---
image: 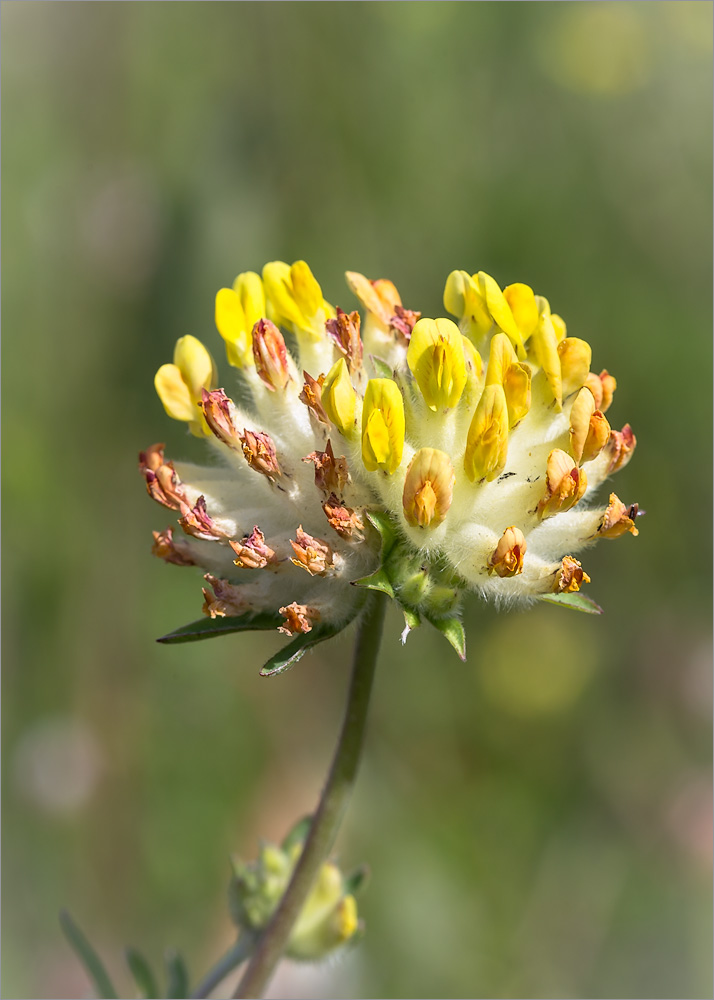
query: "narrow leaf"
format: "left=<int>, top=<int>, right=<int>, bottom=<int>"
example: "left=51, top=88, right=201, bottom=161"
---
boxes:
left=343, top=864, right=370, bottom=896
left=400, top=607, right=421, bottom=644
left=59, top=910, right=118, bottom=1000
left=540, top=591, right=603, bottom=615
left=364, top=509, right=398, bottom=559
left=352, top=567, right=395, bottom=598
left=281, top=815, right=312, bottom=851
left=125, top=947, right=160, bottom=1000
left=157, top=611, right=282, bottom=644
left=259, top=623, right=344, bottom=677
left=369, top=355, right=393, bottom=379
left=424, top=614, right=466, bottom=660
left=165, top=949, right=189, bottom=999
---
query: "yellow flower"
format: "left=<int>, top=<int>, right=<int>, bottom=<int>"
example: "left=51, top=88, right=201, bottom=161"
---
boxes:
left=154, top=335, right=216, bottom=436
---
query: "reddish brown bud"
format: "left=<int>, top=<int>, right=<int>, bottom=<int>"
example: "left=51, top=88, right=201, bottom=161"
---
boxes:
left=322, top=493, right=364, bottom=539
left=553, top=556, right=590, bottom=593
left=303, top=440, right=350, bottom=494
left=229, top=526, right=277, bottom=569
left=201, top=574, right=248, bottom=618
left=240, top=428, right=281, bottom=478
left=151, top=527, right=196, bottom=566
left=201, top=388, right=241, bottom=449
left=598, top=493, right=639, bottom=539
left=388, top=305, right=421, bottom=343
left=278, top=602, right=321, bottom=636
left=605, top=424, right=637, bottom=474
left=178, top=495, right=227, bottom=541
left=487, top=526, right=526, bottom=577
left=298, top=372, right=329, bottom=424
left=252, top=318, right=290, bottom=391
left=326, top=308, right=363, bottom=374
left=290, top=526, right=334, bottom=576
left=139, top=443, right=190, bottom=510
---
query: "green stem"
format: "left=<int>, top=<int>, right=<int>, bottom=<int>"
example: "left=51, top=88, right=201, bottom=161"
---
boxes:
left=233, top=591, right=387, bottom=999
left=191, top=935, right=256, bottom=998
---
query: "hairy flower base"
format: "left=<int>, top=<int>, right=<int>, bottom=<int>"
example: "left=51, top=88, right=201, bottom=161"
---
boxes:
left=142, top=260, right=640, bottom=666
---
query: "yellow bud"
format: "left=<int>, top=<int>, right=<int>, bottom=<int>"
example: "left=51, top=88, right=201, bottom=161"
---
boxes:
left=503, top=362, right=532, bottom=427
left=322, top=358, right=357, bottom=437
left=503, top=283, right=539, bottom=341
left=233, top=271, right=266, bottom=331
left=443, top=270, right=491, bottom=339
left=558, top=337, right=592, bottom=398
left=582, top=410, right=611, bottom=463
left=290, top=260, right=323, bottom=320
left=407, top=318, right=467, bottom=410
left=262, top=260, right=328, bottom=339
left=485, top=332, right=517, bottom=387
left=155, top=336, right=216, bottom=436
left=333, top=894, right=359, bottom=942
left=464, top=384, right=509, bottom=482
left=262, top=260, right=303, bottom=329
left=529, top=298, right=562, bottom=408
left=402, top=448, right=455, bottom=528
left=569, top=387, right=596, bottom=463
left=361, top=378, right=405, bottom=474
left=215, top=287, right=252, bottom=368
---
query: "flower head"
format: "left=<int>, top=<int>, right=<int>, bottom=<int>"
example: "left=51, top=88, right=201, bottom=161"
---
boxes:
left=142, top=261, right=640, bottom=668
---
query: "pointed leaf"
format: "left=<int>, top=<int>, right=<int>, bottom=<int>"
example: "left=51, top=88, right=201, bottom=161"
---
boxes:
left=364, top=509, right=398, bottom=559
left=424, top=613, right=466, bottom=660
left=165, top=949, right=189, bottom=999
left=125, top=947, right=159, bottom=1000
left=369, top=355, right=394, bottom=379
left=157, top=611, right=283, bottom=644
left=259, top=622, right=345, bottom=677
left=400, top=607, right=421, bottom=644
left=540, top=591, right=603, bottom=615
left=59, top=910, right=119, bottom=1000
left=281, top=815, right=312, bottom=851
left=343, top=864, right=370, bottom=896
left=352, top=567, right=395, bottom=598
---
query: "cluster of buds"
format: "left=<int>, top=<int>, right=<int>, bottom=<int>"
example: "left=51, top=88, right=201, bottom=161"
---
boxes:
left=141, top=259, right=640, bottom=664
left=229, top=823, right=364, bottom=962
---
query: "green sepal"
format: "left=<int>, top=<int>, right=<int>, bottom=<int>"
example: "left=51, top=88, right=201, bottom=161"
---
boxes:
left=343, top=864, right=370, bottom=896
left=157, top=611, right=283, bottom=644
left=59, top=910, right=119, bottom=1000
left=401, top=607, right=421, bottom=640
left=125, top=947, right=160, bottom=1000
left=260, top=622, right=345, bottom=677
left=352, top=567, right=395, bottom=598
left=364, top=509, right=398, bottom=560
left=540, top=591, right=603, bottom=615
left=423, top=613, right=466, bottom=661
left=281, top=815, right=312, bottom=851
left=164, top=949, right=189, bottom=999
left=369, top=355, right=393, bottom=379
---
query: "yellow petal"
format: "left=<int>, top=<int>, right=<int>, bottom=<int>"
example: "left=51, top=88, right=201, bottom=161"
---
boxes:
left=407, top=317, right=467, bottom=410
left=558, top=337, right=592, bottom=398
left=464, top=383, right=509, bottom=482
left=529, top=299, right=562, bottom=408
left=233, top=271, right=266, bottom=331
left=444, top=270, right=491, bottom=340
left=290, top=260, right=323, bottom=320
left=503, top=362, right=532, bottom=427
left=361, top=378, right=405, bottom=473
left=476, top=271, right=525, bottom=357
left=173, top=335, right=216, bottom=400
left=569, top=386, right=596, bottom=463
left=485, top=332, right=517, bottom=387
left=322, top=358, right=357, bottom=437
left=154, top=363, right=195, bottom=423
left=503, top=283, right=539, bottom=341
left=215, top=288, right=252, bottom=368
left=551, top=313, right=567, bottom=342
left=262, top=260, right=304, bottom=329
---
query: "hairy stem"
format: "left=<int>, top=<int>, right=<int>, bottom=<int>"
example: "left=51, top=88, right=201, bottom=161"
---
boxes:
left=233, top=591, right=387, bottom=999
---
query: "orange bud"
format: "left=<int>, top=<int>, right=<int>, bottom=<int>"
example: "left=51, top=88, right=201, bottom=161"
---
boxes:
left=139, top=443, right=190, bottom=510
left=298, top=372, right=329, bottom=425
left=402, top=448, right=455, bottom=528
left=290, top=527, right=334, bottom=576
left=582, top=410, right=611, bottom=463
left=201, top=389, right=241, bottom=450
left=252, top=318, right=290, bottom=391
left=598, top=493, right=639, bottom=539
left=240, top=429, right=281, bottom=478
left=584, top=372, right=604, bottom=410
left=605, top=424, right=637, bottom=474
left=229, top=526, right=278, bottom=568
left=487, top=526, right=526, bottom=577
left=201, top=574, right=248, bottom=618
left=538, top=449, right=588, bottom=519
left=178, top=495, right=228, bottom=541
left=303, top=440, right=350, bottom=495
left=322, top=493, right=364, bottom=539
left=599, top=369, right=617, bottom=412
left=553, top=556, right=590, bottom=593
left=151, top=527, right=196, bottom=566
left=278, top=602, right=321, bottom=636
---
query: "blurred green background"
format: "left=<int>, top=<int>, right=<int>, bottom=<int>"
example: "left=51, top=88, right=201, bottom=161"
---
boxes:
left=2, top=2, right=712, bottom=998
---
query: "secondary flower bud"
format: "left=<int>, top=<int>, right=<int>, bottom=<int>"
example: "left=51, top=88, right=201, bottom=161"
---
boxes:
left=322, top=358, right=357, bottom=437
left=230, top=527, right=277, bottom=568
left=361, top=378, right=405, bottom=473
left=278, top=603, right=321, bottom=635
left=598, top=493, right=640, bottom=539
left=154, top=336, right=217, bottom=436
left=252, top=318, right=291, bottom=391
left=487, top=526, right=526, bottom=577
left=553, top=556, right=590, bottom=593
left=538, top=449, right=587, bottom=519
left=464, top=384, right=509, bottom=482
left=240, top=429, right=281, bottom=478
left=402, top=448, right=454, bottom=528
left=290, top=527, right=334, bottom=576
left=303, top=440, right=350, bottom=495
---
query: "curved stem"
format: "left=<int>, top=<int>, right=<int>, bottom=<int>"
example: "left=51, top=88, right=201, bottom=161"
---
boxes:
left=191, top=935, right=256, bottom=999
left=233, top=591, right=387, bottom=999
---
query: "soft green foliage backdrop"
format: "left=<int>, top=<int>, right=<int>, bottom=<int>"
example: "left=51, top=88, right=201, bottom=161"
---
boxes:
left=3, top=3, right=712, bottom=998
